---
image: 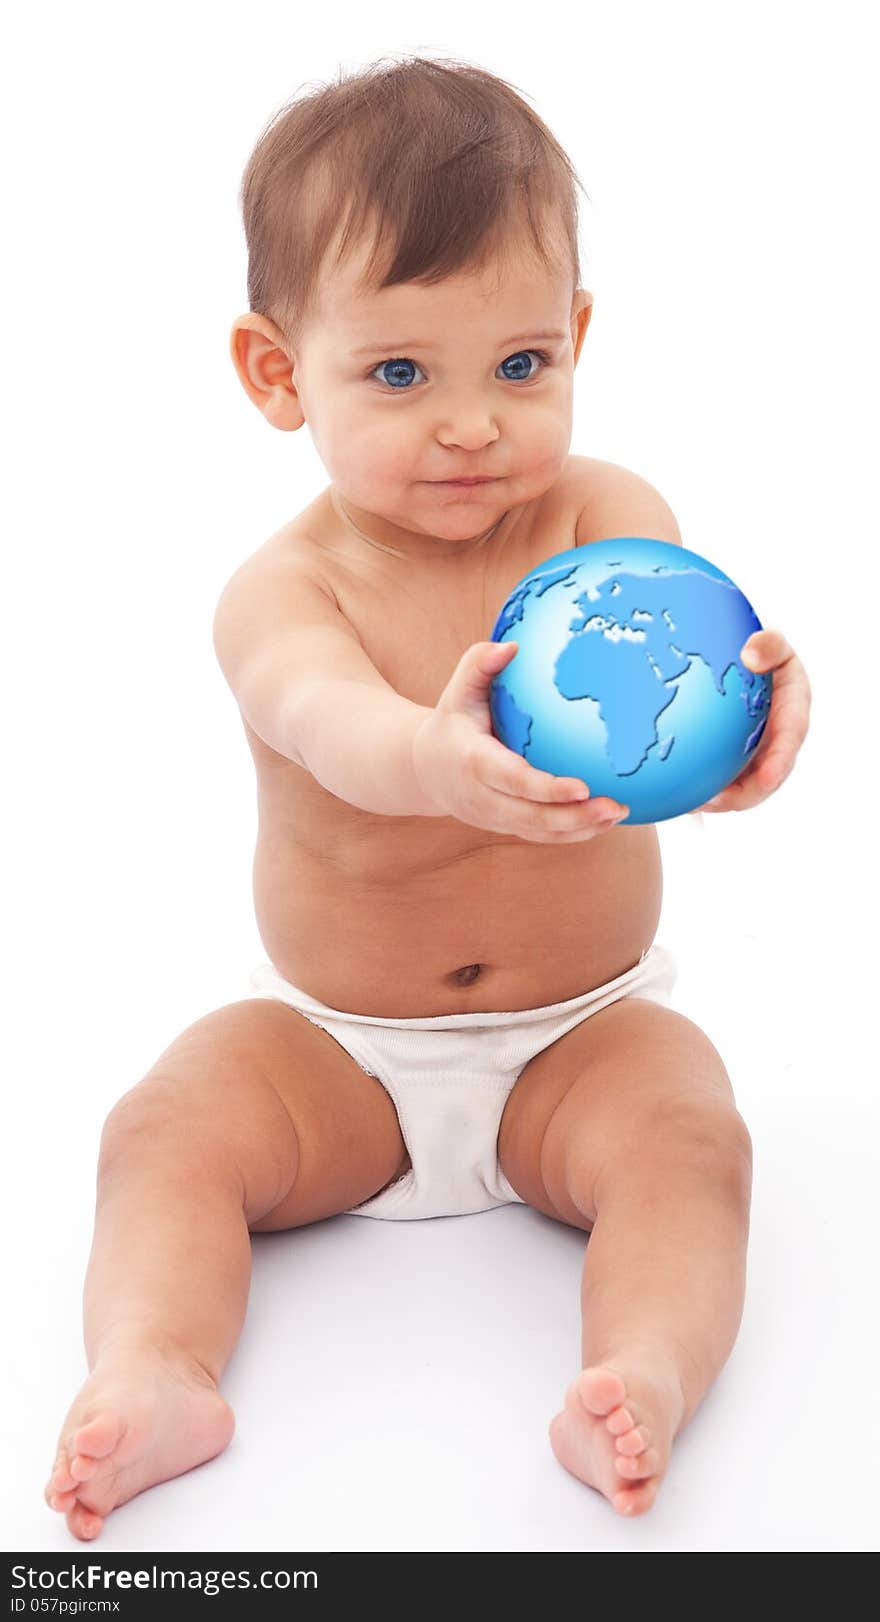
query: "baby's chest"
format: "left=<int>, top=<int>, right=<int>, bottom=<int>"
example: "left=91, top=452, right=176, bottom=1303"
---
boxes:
left=333, top=567, right=524, bottom=708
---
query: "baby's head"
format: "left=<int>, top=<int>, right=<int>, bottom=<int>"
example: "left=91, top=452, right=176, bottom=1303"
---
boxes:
left=230, top=55, right=593, bottom=550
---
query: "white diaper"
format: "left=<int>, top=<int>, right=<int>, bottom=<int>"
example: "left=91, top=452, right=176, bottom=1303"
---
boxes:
left=247, top=944, right=678, bottom=1221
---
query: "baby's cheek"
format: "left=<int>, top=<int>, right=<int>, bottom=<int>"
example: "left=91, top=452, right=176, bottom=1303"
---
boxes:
left=526, top=415, right=571, bottom=477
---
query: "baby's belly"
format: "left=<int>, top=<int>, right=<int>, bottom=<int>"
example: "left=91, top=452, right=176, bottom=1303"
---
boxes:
left=252, top=820, right=663, bottom=1017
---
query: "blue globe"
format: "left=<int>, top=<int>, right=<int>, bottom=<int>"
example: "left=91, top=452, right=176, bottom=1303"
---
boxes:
left=488, top=536, right=772, bottom=825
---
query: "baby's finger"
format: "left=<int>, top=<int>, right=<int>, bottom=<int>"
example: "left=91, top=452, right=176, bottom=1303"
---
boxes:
left=702, top=762, right=771, bottom=814
left=478, top=736, right=592, bottom=803
left=479, top=782, right=628, bottom=840
left=741, top=628, right=793, bottom=672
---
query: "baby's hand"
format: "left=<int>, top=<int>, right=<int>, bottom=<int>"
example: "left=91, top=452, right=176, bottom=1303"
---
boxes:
left=697, top=628, right=812, bottom=813
left=412, top=641, right=628, bottom=842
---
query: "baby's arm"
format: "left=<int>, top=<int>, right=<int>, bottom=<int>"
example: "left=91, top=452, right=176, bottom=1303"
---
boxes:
left=213, top=553, right=436, bottom=815
left=212, top=552, right=623, bottom=840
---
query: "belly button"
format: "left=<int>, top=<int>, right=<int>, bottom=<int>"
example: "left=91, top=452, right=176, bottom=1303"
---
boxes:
left=449, top=963, right=482, bottom=987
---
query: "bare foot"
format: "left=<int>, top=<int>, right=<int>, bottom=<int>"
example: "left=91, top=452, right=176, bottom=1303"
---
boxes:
left=45, top=1341, right=235, bottom=1540
left=548, top=1361, right=686, bottom=1517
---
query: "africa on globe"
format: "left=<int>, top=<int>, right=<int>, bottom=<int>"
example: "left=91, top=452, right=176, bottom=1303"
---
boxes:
left=488, top=537, right=772, bottom=825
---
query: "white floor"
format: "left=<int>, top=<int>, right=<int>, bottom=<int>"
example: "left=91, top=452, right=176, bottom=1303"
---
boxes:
left=5, top=796, right=879, bottom=1555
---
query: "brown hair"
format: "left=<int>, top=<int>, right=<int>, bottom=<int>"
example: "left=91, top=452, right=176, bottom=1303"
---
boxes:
left=237, top=53, right=588, bottom=351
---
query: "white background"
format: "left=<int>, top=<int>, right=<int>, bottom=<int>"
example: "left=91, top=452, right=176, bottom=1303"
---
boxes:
left=3, top=0, right=877, bottom=1554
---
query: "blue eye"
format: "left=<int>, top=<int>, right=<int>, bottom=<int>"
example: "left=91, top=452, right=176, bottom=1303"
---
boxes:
left=371, top=357, right=425, bottom=389
left=498, top=350, right=547, bottom=381
left=368, top=349, right=551, bottom=391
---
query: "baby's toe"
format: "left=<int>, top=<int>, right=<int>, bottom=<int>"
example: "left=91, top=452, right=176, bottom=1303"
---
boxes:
left=574, top=1369, right=628, bottom=1417
left=613, top=1478, right=660, bottom=1517
left=66, top=1501, right=103, bottom=1541
left=70, top=1454, right=99, bottom=1483
left=614, top=1446, right=660, bottom=1480
left=71, top=1411, right=125, bottom=1461
left=615, top=1424, right=649, bottom=1457
left=47, top=1450, right=77, bottom=1495
left=605, top=1405, right=635, bottom=1436
left=46, top=1487, right=77, bottom=1513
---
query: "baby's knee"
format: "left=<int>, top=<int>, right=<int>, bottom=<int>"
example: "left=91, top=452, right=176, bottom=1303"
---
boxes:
left=648, top=1093, right=753, bottom=1195
left=96, top=1016, right=300, bottom=1209
left=96, top=1074, right=234, bottom=1185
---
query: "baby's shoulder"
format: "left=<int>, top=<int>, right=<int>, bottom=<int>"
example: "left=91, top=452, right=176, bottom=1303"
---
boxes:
left=219, top=502, right=336, bottom=597
left=556, top=456, right=682, bottom=548
left=212, top=509, right=341, bottom=676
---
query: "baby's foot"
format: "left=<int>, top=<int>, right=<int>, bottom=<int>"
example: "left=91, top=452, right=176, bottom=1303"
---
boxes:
left=548, top=1360, right=686, bottom=1517
left=45, top=1340, right=235, bottom=1540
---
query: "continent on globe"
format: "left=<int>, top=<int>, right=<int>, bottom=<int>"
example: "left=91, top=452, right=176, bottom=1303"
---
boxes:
left=489, top=538, right=772, bottom=826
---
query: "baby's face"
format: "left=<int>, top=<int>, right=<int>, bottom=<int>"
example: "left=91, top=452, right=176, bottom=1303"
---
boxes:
left=291, top=231, right=592, bottom=547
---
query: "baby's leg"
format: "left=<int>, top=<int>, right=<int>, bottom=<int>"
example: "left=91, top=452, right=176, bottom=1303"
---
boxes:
left=46, top=999, right=409, bottom=1540
left=498, top=996, right=751, bottom=1516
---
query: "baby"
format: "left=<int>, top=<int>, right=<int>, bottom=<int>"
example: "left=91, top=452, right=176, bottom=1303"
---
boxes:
left=45, top=56, right=810, bottom=1540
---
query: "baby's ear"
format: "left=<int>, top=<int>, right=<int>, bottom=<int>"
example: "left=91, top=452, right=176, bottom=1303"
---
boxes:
left=571, top=290, right=593, bottom=364
left=228, top=314, right=304, bottom=432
